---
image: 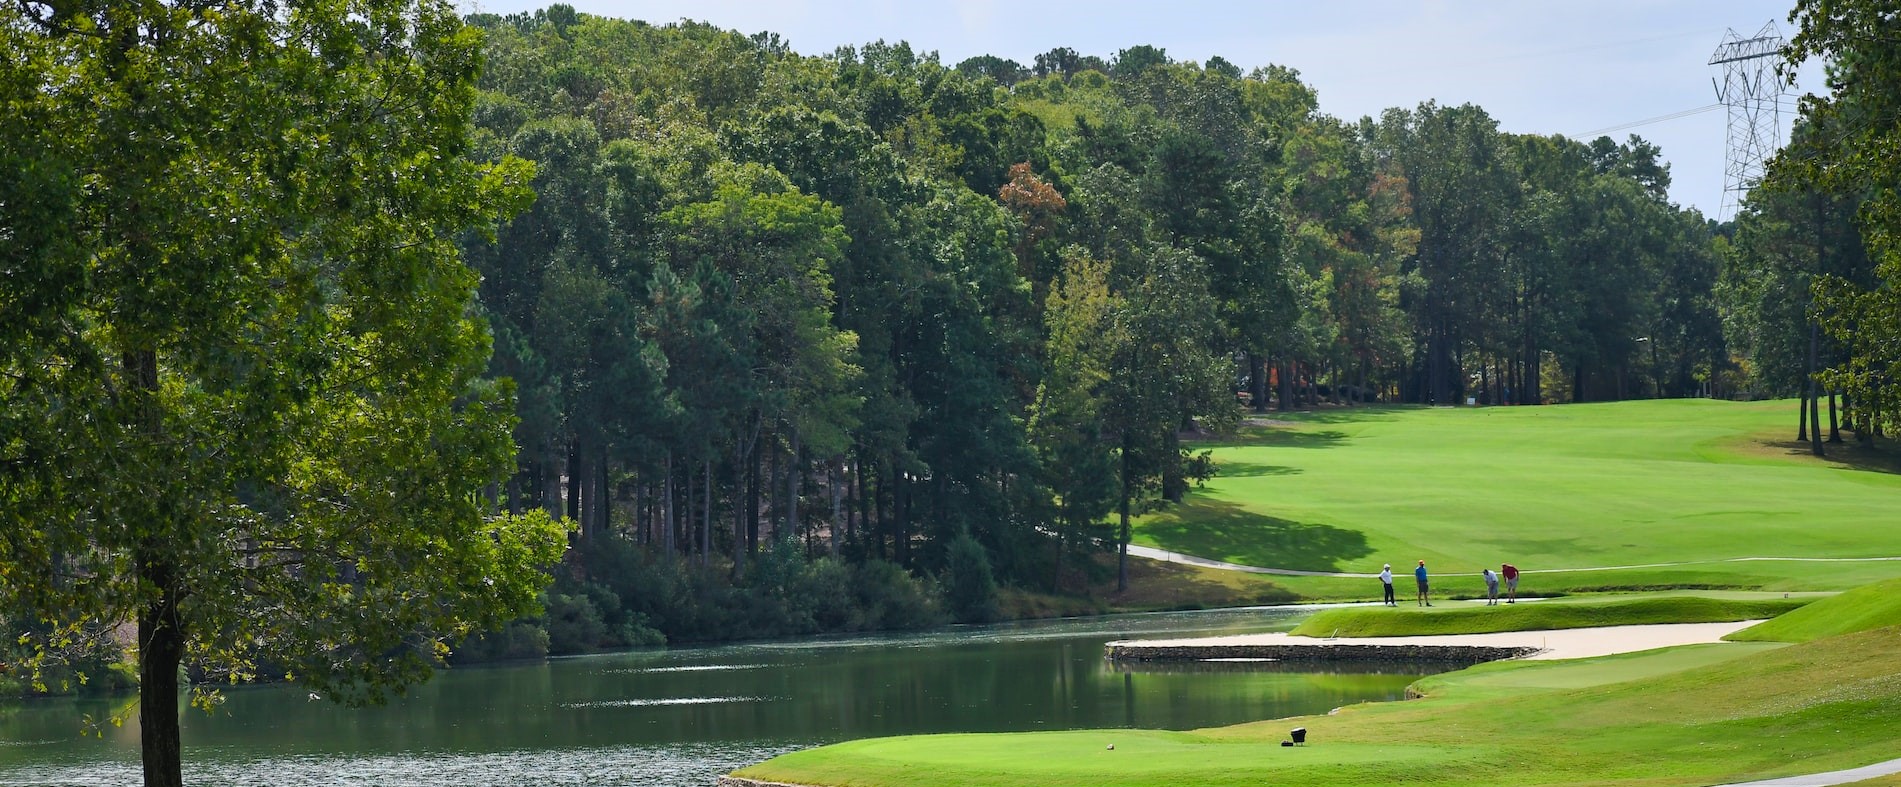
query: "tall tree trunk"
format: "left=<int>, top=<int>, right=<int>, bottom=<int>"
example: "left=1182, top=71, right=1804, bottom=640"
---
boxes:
left=1828, top=392, right=1842, bottom=443
left=684, top=456, right=695, bottom=557
left=1798, top=389, right=1811, bottom=442
left=702, top=460, right=713, bottom=566
left=873, top=458, right=887, bottom=561
left=126, top=348, right=185, bottom=787
left=1277, top=358, right=1292, bottom=412
left=597, top=446, right=610, bottom=539
left=747, top=449, right=761, bottom=554
left=1525, top=348, right=1541, bottom=406
left=851, top=456, right=866, bottom=554
left=828, top=459, right=843, bottom=557
left=1116, top=432, right=1132, bottom=594
left=137, top=550, right=185, bottom=787
left=1808, top=322, right=1824, bottom=456
left=895, top=460, right=910, bottom=567
left=566, top=440, right=582, bottom=533
left=1249, top=352, right=1268, bottom=413
left=1430, top=313, right=1451, bottom=406
left=542, top=457, right=562, bottom=521
left=1053, top=507, right=1067, bottom=594
left=787, top=431, right=801, bottom=547
left=731, top=451, right=748, bottom=580
left=1161, top=426, right=1184, bottom=503
left=662, top=451, right=675, bottom=555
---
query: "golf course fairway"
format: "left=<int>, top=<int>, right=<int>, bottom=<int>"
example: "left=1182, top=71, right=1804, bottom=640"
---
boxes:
left=1135, top=399, right=1901, bottom=598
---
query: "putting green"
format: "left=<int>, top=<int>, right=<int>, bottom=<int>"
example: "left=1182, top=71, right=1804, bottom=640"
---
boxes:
left=1138, top=399, right=1901, bottom=596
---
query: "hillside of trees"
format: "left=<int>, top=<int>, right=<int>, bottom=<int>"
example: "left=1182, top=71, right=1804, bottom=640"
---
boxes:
left=440, top=4, right=1896, bottom=658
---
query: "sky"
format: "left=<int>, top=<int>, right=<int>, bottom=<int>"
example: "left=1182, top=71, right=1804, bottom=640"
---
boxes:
left=460, top=0, right=1824, bottom=219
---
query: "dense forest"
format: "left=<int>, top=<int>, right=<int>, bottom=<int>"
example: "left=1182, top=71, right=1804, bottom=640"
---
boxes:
left=434, top=4, right=1894, bottom=658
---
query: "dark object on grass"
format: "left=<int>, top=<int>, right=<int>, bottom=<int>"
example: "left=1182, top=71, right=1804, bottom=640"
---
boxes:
left=1290, top=727, right=1306, bottom=745
left=1280, top=740, right=1293, bottom=747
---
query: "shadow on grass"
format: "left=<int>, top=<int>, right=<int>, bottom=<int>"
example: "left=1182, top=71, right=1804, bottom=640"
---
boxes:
left=1476, top=533, right=1589, bottom=560
left=1140, top=498, right=1372, bottom=572
left=1765, top=436, right=1901, bottom=475
left=1245, top=405, right=1418, bottom=425
left=1214, top=461, right=1302, bottom=478
left=1220, top=427, right=1350, bottom=449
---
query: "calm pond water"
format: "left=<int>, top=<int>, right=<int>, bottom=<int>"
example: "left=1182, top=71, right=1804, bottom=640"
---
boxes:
left=0, top=606, right=1438, bottom=786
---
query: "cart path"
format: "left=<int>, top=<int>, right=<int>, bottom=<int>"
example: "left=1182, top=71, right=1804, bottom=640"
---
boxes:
left=1710, top=756, right=1901, bottom=786
left=1127, top=543, right=1901, bottom=579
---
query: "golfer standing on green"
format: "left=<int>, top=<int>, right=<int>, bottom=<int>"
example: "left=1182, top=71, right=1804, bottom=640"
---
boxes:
left=1415, top=560, right=1432, bottom=606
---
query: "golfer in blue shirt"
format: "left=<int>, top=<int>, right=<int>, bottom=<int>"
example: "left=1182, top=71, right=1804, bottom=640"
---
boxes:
left=1415, top=560, right=1432, bottom=606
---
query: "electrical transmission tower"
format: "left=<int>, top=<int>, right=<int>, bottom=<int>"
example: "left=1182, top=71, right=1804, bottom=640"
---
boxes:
left=1709, top=22, right=1787, bottom=220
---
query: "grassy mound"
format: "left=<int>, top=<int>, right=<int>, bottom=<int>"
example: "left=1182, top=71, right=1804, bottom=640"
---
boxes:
left=1727, top=576, right=1901, bottom=643
left=736, top=626, right=1901, bottom=787
left=1289, top=596, right=1810, bottom=637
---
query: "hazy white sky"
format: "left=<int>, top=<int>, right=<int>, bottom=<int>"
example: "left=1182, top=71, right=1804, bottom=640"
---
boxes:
left=461, top=1, right=1823, bottom=218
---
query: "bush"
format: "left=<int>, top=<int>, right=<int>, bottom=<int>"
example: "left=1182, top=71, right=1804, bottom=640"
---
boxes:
left=943, top=534, right=1000, bottom=624
left=453, top=621, right=550, bottom=663
left=799, top=557, right=858, bottom=631
left=543, top=592, right=608, bottom=655
left=853, top=559, right=945, bottom=630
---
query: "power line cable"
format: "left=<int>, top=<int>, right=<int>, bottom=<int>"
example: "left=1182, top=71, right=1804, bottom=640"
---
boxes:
left=1573, top=103, right=1721, bottom=138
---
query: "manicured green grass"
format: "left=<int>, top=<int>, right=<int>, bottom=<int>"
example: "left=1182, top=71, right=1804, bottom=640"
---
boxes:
left=1726, top=576, right=1901, bottom=643
left=1289, top=595, right=1812, bottom=637
left=1138, top=399, right=1901, bottom=598
left=736, top=626, right=1901, bottom=787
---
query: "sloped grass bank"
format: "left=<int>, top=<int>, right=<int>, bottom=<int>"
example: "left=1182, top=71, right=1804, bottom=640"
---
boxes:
left=1290, top=595, right=1811, bottom=637
left=1726, top=576, right=1901, bottom=643
left=735, top=625, right=1901, bottom=787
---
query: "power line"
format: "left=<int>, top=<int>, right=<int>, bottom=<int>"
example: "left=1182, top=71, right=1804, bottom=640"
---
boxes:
left=1573, top=104, right=1722, bottom=138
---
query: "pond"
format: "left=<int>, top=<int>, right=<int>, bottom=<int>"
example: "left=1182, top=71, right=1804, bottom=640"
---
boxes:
left=0, top=606, right=1440, bottom=786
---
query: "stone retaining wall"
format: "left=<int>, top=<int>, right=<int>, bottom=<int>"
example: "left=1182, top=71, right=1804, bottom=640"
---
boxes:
left=1105, top=642, right=1539, bottom=665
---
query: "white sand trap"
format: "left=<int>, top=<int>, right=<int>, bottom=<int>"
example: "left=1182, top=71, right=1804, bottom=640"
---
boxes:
left=1111, top=620, right=1762, bottom=661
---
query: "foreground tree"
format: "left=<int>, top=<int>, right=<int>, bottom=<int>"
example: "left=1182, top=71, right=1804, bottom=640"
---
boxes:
left=0, top=3, right=568, bottom=785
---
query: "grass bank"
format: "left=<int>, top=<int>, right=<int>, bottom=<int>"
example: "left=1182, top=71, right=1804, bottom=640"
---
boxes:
left=1726, top=576, right=1901, bottom=643
left=1289, top=595, right=1812, bottom=637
